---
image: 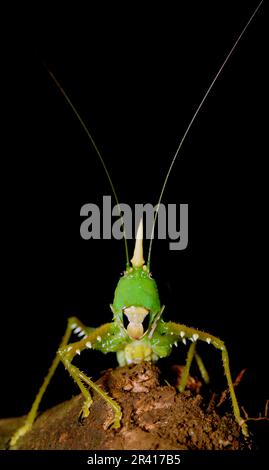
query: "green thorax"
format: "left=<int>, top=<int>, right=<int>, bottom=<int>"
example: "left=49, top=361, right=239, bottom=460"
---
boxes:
left=112, top=266, right=161, bottom=315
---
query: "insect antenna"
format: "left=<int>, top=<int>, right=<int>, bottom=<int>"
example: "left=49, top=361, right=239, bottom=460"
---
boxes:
left=43, top=65, right=130, bottom=267
left=147, top=0, right=263, bottom=269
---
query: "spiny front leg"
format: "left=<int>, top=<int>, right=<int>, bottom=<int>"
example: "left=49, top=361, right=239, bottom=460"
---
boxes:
left=9, top=316, right=85, bottom=449
left=58, top=323, right=122, bottom=429
left=164, top=321, right=248, bottom=437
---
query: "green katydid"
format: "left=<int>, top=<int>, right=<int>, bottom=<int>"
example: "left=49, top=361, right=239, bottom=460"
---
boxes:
left=10, top=1, right=264, bottom=448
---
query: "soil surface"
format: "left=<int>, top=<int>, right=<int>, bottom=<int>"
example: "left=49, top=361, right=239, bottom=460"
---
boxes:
left=0, top=362, right=252, bottom=450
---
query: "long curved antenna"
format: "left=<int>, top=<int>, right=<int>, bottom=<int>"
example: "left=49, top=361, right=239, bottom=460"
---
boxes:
left=44, top=66, right=130, bottom=267
left=147, top=0, right=263, bottom=268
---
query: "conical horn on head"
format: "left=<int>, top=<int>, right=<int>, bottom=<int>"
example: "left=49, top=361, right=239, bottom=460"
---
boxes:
left=131, top=218, right=145, bottom=268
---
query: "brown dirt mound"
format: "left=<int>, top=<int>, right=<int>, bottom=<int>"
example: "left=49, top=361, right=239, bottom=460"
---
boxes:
left=0, top=362, right=252, bottom=450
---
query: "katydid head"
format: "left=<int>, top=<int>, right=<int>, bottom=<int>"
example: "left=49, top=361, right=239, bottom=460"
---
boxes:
left=112, top=219, right=162, bottom=340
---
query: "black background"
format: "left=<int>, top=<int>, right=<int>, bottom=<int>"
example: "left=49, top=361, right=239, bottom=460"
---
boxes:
left=1, top=0, right=267, bottom=444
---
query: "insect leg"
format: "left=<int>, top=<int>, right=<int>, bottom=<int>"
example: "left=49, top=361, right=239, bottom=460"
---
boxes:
left=58, top=323, right=122, bottom=429
left=164, top=321, right=248, bottom=437
left=9, top=316, right=88, bottom=448
left=177, top=343, right=210, bottom=392
left=194, top=351, right=210, bottom=385
left=68, top=315, right=96, bottom=337
left=178, top=342, right=196, bottom=392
